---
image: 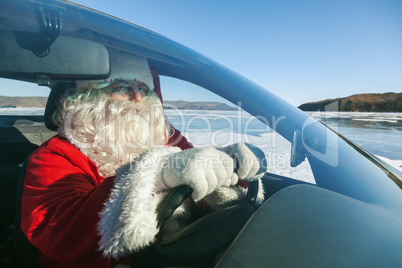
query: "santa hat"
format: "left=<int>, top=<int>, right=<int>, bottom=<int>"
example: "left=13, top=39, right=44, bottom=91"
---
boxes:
left=76, top=49, right=154, bottom=90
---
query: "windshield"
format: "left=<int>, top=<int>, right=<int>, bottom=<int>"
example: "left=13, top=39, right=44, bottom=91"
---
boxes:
left=1, top=0, right=402, bottom=213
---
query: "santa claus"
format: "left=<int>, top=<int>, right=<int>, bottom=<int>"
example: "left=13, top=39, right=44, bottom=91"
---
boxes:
left=21, top=50, right=266, bottom=267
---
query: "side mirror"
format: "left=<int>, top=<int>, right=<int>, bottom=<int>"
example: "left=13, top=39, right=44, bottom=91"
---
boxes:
left=291, top=129, right=306, bottom=167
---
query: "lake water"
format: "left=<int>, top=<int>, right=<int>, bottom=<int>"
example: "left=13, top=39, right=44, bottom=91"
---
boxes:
left=1, top=108, right=401, bottom=175
left=307, top=111, right=402, bottom=161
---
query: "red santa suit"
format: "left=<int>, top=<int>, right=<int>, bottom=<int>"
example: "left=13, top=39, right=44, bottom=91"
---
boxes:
left=21, top=129, right=193, bottom=267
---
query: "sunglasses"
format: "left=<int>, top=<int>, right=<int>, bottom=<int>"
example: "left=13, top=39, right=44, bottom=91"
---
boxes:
left=107, top=81, right=150, bottom=98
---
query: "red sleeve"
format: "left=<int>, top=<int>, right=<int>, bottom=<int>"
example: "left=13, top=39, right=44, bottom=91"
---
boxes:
left=21, top=136, right=114, bottom=267
left=168, top=125, right=194, bottom=150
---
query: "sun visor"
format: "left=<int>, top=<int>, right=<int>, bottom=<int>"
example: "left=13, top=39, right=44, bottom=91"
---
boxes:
left=0, top=31, right=110, bottom=85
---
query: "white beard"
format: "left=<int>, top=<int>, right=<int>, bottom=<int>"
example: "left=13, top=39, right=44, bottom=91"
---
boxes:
left=58, top=94, right=169, bottom=178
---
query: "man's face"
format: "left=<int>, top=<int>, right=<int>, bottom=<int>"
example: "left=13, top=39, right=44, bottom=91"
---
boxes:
left=57, top=79, right=168, bottom=177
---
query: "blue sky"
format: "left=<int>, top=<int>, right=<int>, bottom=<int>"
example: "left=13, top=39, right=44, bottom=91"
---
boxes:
left=1, top=0, right=401, bottom=107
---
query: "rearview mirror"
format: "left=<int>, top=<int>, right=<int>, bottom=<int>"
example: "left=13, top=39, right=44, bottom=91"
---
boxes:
left=0, top=31, right=110, bottom=85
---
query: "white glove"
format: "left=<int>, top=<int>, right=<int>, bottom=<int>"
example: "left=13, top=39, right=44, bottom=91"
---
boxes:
left=218, top=143, right=266, bottom=180
left=156, top=147, right=239, bottom=201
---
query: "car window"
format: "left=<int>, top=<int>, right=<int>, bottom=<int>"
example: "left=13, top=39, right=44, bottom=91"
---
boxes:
left=0, top=78, right=49, bottom=116
left=160, top=76, right=315, bottom=184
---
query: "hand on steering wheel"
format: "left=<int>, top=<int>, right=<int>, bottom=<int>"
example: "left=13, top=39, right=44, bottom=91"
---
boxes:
left=156, top=147, right=239, bottom=201
left=218, top=143, right=267, bottom=181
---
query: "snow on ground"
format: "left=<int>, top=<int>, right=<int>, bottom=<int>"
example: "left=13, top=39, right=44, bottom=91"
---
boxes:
left=0, top=107, right=45, bottom=115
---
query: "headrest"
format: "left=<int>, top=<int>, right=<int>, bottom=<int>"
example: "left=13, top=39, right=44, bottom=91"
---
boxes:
left=44, top=82, right=75, bottom=131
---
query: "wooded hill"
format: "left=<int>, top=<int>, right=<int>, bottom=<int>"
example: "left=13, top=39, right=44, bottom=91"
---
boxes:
left=163, top=101, right=236, bottom=111
left=298, top=92, right=402, bottom=112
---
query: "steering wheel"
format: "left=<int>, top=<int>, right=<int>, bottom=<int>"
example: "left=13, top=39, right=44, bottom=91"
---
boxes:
left=131, top=180, right=260, bottom=268
left=156, top=180, right=259, bottom=228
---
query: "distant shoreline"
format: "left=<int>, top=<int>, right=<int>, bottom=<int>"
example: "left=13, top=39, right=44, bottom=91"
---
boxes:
left=298, top=92, right=402, bottom=112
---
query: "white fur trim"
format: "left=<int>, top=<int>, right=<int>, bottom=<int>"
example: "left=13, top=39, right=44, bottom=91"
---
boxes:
left=76, top=50, right=154, bottom=90
left=256, top=178, right=265, bottom=206
left=97, top=146, right=181, bottom=259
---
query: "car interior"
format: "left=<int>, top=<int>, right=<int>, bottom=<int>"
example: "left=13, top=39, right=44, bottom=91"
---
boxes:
left=2, top=44, right=401, bottom=268
left=2, top=1, right=402, bottom=267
